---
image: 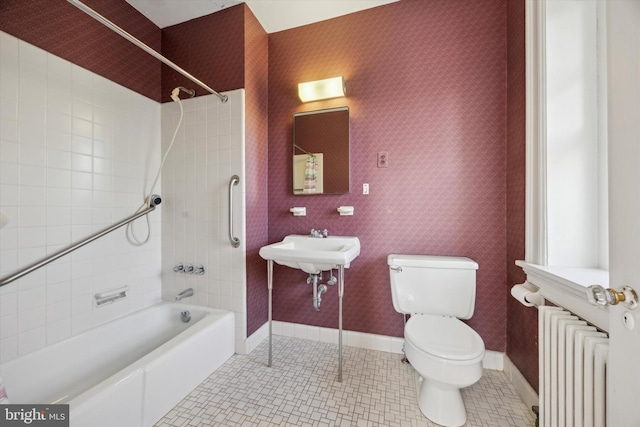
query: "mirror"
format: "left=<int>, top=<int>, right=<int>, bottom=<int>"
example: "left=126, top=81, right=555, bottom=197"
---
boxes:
left=293, top=106, right=350, bottom=195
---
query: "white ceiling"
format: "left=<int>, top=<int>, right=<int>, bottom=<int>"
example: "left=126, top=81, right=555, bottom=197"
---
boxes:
left=125, top=0, right=399, bottom=33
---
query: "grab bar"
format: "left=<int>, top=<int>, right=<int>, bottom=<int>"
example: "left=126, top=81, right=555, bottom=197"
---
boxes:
left=228, top=175, right=240, bottom=248
left=0, top=195, right=162, bottom=288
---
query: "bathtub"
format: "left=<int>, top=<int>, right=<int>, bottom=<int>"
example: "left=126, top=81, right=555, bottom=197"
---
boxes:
left=0, top=302, right=234, bottom=427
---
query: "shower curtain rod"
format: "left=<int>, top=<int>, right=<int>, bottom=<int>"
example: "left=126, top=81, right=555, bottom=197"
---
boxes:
left=67, top=0, right=228, bottom=103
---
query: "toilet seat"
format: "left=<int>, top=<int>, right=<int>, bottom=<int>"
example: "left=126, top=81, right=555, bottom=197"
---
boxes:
left=405, top=315, right=484, bottom=361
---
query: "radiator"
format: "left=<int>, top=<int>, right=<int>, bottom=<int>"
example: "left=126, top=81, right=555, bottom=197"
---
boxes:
left=539, top=306, right=609, bottom=427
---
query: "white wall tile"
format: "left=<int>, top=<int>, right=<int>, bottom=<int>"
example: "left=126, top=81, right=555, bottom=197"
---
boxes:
left=0, top=32, right=162, bottom=363
left=19, top=121, right=46, bottom=146
left=46, top=317, right=71, bottom=345
left=18, top=306, right=46, bottom=333
left=17, top=226, right=46, bottom=248
left=1, top=118, right=19, bottom=143
left=18, top=286, right=46, bottom=312
left=19, top=144, right=46, bottom=166
left=0, top=336, right=17, bottom=363
left=19, top=165, right=46, bottom=187
left=18, top=206, right=45, bottom=227
left=18, top=327, right=45, bottom=356
left=0, top=32, right=19, bottom=58
left=1, top=141, right=19, bottom=163
left=0, top=228, right=17, bottom=251
left=0, top=291, right=17, bottom=316
left=0, top=162, right=18, bottom=184
left=0, top=314, right=17, bottom=338
left=71, top=153, right=92, bottom=172
left=161, top=90, right=246, bottom=350
left=71, top=135, right=92, bottom=155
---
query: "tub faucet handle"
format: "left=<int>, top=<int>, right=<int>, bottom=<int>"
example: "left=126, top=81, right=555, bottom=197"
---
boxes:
left=185, top=264, right=194, bottom=274
left=174, top=263, right=184, bottom=272
left=195, top=265, right=205, bottom=275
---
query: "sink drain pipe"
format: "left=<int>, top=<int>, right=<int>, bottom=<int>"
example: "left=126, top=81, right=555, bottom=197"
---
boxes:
left=310, top=273, right=328, bottom=311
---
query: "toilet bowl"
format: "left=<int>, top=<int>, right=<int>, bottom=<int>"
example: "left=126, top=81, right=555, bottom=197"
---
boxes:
left=388, top=254, right=485, bottom=427
left=404, top=315, right=484, bottom=426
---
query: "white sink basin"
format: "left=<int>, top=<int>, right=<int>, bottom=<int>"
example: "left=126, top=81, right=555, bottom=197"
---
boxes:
left=259, top=235, right=361, bottom=274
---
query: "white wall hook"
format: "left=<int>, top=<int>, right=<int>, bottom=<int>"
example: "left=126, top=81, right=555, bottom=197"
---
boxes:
left=337, top=206, right=354, bottom=216
left=290, top=207, right=306, bottom=216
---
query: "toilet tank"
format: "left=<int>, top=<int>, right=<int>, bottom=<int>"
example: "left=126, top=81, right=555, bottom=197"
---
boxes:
left=388, top=254, right=479, bottom=319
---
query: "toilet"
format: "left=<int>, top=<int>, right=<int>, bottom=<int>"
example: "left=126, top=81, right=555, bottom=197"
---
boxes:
left=388, top=254, right=485, bottom=427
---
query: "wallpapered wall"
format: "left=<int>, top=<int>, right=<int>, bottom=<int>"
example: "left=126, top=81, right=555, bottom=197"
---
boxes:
left=267, top=0, right=508, bottom=351
left=1, top=0, right=534, bottom=376
left=506, top=0, right=537, bottom=390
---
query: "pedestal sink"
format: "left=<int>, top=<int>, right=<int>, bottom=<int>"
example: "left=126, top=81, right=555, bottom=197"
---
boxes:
left=259, top=235, right=360, bottom=274
left=259, top=234, right=361, bottom=381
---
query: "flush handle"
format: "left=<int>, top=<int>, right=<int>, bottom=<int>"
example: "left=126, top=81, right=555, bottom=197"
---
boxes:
left=587, top=285, right=638, bottom=309
left=390, top=266, right=402, bottom=273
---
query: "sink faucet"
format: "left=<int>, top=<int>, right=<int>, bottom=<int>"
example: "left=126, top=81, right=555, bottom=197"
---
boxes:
left=310, top=228, right=328, bottom=238
left=175, top=288, right=194, bottom=301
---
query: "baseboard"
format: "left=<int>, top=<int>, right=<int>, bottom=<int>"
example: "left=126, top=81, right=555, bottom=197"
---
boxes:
left=503, top=355, right=539, bottom=410
left=263, top=321, right=502, bottom=371
left=482, top=350, right=504, bottom=371
left=239, top=321, right=269, bottom=355
left=271, top=320, right=405, bottom=354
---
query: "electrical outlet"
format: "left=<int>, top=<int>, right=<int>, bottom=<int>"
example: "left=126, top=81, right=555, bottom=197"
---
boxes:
left=377, top=151, right=389, bottom=168
left=363, top=183, right=369, bottom=195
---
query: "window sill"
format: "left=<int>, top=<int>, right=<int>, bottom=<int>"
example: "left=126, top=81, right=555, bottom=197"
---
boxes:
left=516, top=261, right=610, bottom=331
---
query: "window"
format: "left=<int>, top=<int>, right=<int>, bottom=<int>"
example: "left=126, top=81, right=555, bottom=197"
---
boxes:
left=521, top=0, right=609, bottom=330
left=526, top=0, right=608, bottom=270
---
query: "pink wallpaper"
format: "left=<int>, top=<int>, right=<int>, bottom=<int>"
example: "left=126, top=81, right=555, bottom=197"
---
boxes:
left=243, top=7, right=270, bottom=336
left=0, top=0, right=162, bottom=102
left=268, top=0, right=508, bottom=351
left=506, top=0, right=538, bottom=391
left=160, top=5, right=245, bottom=102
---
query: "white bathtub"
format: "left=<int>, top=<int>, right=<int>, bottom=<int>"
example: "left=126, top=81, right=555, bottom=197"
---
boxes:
left=0, top=302, right=234, bottom=427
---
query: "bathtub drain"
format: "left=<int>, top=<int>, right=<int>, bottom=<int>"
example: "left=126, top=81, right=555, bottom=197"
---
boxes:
left=180, top=310, right=191, bottom=323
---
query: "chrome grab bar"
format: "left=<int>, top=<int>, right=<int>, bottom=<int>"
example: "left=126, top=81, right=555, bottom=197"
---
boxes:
left=229, top=175, right=240, bottom=248
left=0, top=195, right=162, bottom=288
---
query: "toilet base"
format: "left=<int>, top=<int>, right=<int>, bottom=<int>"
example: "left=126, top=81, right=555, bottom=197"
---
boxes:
left=417, top=376, right=467, bottom=427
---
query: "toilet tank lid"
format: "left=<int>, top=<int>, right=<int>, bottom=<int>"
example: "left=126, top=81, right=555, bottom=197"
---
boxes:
left=387, top=254, right=478, bottom=270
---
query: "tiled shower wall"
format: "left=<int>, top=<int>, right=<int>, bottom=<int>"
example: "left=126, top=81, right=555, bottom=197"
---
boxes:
left=160, top=90, right=247, bottom=352
left=0, top=32, right=163, bottom=363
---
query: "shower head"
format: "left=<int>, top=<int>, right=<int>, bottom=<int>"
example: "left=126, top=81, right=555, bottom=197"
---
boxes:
left=171, top=86, right=196, bottom=102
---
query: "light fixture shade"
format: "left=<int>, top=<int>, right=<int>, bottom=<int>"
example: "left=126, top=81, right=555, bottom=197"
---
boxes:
left=298, top=76, right=346, bottom=102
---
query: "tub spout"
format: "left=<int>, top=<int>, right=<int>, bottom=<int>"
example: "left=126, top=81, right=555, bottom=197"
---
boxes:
left=175, top=288, right=194, bottom=301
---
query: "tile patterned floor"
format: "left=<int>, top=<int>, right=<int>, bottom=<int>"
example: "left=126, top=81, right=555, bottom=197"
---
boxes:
left=155, top=336, right=535, bottom=427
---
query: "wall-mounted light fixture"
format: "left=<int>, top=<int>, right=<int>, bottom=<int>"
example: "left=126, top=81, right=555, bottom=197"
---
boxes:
left=298, top=76, right=346, bottom=102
